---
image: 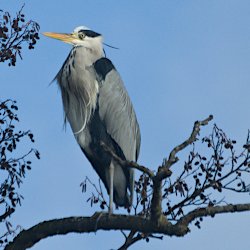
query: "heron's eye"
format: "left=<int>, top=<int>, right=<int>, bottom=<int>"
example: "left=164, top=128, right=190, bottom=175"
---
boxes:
left=78, top=32, right=86, bottom=40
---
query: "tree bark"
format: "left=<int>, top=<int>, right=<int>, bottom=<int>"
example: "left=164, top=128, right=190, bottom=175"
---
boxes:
left=5, top=203, right=250, bottom=250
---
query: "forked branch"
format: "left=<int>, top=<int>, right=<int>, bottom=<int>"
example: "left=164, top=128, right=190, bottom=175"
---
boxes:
left=5, top=115, right=250, bottom=250
left=5, top=203, right=250, bottom=250
left=100, top=141, right=155, bottom=178
left=150, top=115, right=214, bottom=223
left=162, top=115, right=214, bottom=170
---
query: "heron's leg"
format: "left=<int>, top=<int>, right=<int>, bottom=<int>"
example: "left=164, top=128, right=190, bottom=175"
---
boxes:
left=109, top=162, right=114, bottom=214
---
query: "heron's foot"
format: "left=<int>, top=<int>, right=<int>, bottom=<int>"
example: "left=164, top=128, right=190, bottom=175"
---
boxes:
left=91, top=211, right=104, bottom=232
left=91, top=211, right=104, bottom=219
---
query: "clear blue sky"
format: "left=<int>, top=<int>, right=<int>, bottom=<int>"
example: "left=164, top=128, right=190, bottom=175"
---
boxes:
left=1, top=1, right=250, bottom=249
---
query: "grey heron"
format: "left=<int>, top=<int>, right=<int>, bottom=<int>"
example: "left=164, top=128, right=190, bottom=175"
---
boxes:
left=43, top=26, right=141, bottom=213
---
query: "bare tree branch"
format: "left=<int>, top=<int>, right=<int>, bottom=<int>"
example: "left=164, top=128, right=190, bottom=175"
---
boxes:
left=0, top=5, right=40, bottom=66
left=4, top=213, right=176, bottom=250
left=150, top=115, right=214, bottom=223
left=117, top=230, right=143, bottom=250
left=0, top=99, right=40, bottom=246
left=4, top=114, right=250, bottom=250
left=5, top=203, right=250, bottom=250
left=150, top=178, right=164, bottom=223
left=0, top=208, right=15, bottom=223
left=163, top=115, right=213, bottom=170
left=177, top=203, right=250, bottom=228
left=100, top=141, right=155, bottom=178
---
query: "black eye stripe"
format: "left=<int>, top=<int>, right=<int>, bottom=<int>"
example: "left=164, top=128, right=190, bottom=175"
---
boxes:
left=79, top=29, right=101, bottom=38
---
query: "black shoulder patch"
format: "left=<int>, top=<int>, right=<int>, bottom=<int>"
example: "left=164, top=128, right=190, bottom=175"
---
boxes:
left=94, top=58, right=115, bottom=81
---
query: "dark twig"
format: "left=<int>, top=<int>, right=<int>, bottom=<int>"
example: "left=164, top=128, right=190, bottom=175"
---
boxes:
left=150, top=115, right=213, bottom=224
left=0, top=208, right=15, bottom=223
left=164, top=115, right=213, bottom=169
left=117, top=230, right=142, bottom=250
left=100, top=141, right=155, bottom=178
left=177, top=203, right=250, bottom=229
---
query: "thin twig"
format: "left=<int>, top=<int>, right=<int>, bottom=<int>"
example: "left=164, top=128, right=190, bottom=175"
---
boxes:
left=164, top=115, right=213, bottom=169
left=100, top=141, right=155, bottom=179
left=0, top=208, right=15, bottom=223
left=117, top=230, right=142, bottom=250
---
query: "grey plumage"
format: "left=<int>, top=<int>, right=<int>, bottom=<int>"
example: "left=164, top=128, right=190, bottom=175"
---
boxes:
left=44, top=26, right=140, bottom=209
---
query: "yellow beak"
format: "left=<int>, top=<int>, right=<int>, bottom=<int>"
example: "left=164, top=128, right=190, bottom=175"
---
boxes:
left=43, top=32, right=76, bottom=44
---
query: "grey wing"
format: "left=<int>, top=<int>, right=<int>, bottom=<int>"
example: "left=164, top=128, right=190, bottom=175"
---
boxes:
left=94, top=58, right=141, bottom=162
left=94, top=58, right=141, bottom=201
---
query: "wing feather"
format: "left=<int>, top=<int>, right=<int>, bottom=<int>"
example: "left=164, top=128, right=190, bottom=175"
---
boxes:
left=94, top=58, right=141, bottom=203
left=94, top=58, right=141, bottom=162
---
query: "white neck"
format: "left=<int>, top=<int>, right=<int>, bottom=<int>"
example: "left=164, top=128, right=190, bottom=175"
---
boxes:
left=74, top=36, right=103, bottom=64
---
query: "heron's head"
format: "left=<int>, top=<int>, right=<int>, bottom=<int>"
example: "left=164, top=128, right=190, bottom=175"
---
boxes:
left=43, top=26, right=103, bottom=49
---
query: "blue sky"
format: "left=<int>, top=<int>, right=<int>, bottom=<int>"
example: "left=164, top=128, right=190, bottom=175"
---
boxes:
left=1, top=1, right=250, bottom=249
